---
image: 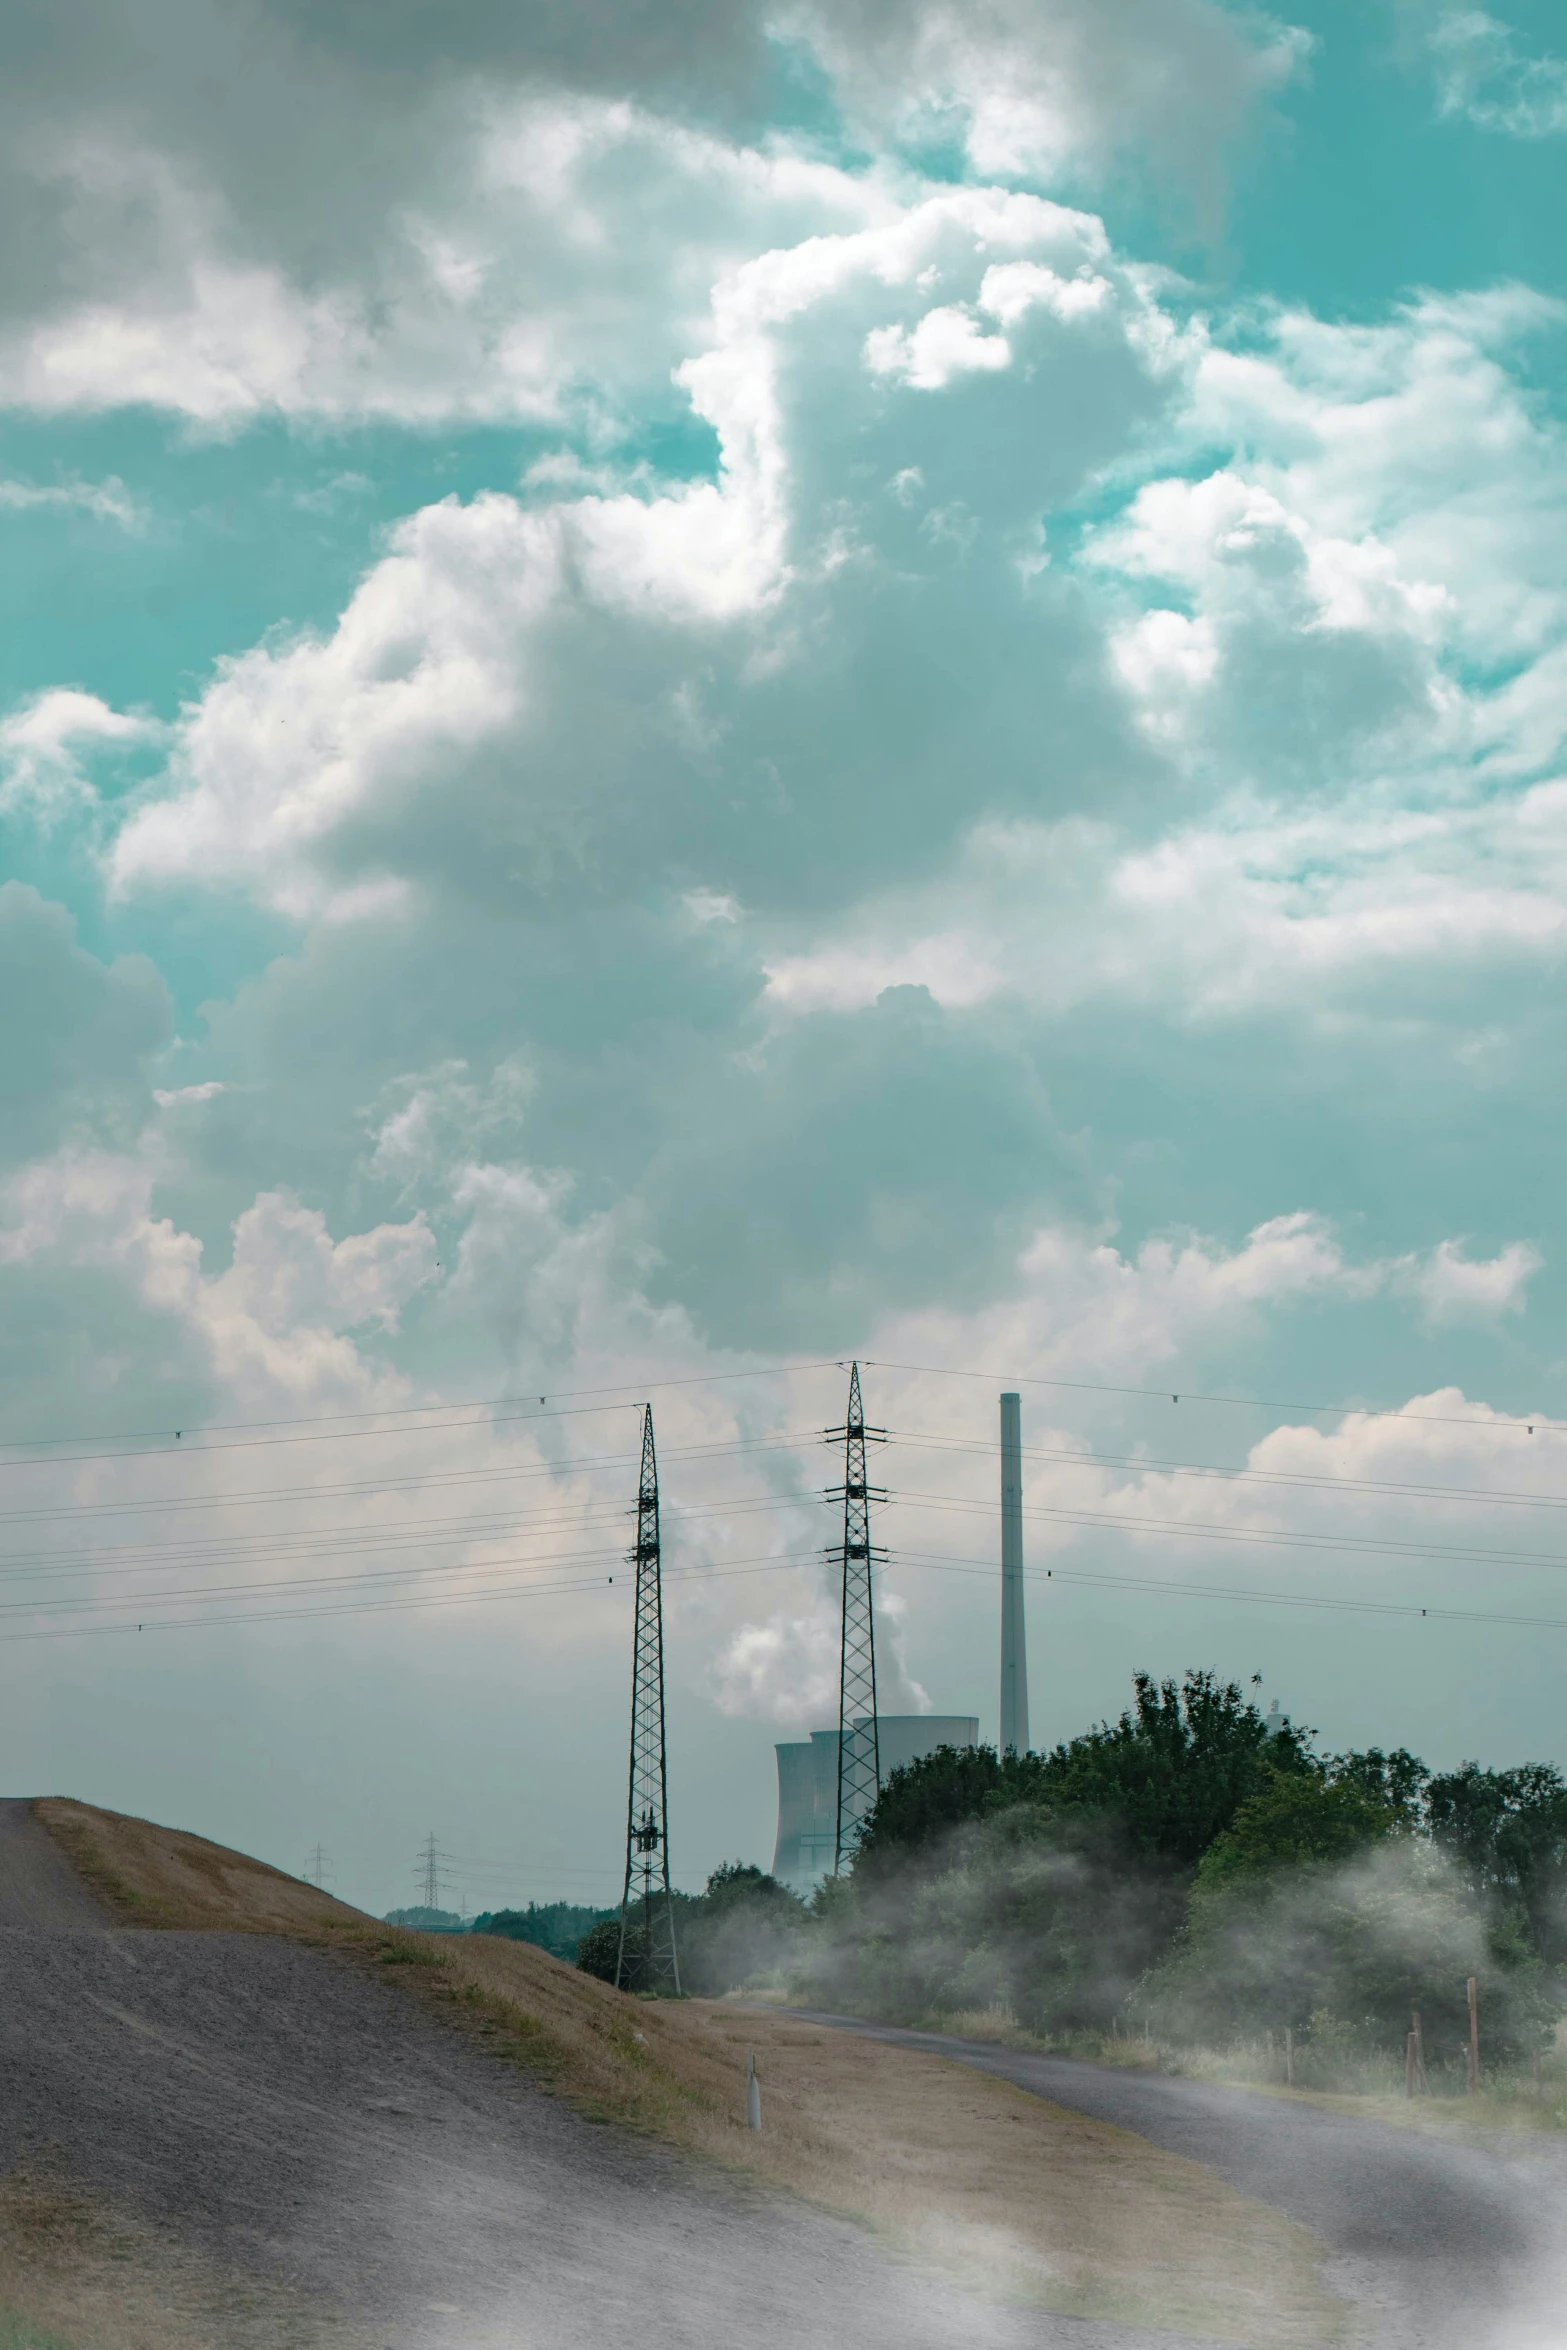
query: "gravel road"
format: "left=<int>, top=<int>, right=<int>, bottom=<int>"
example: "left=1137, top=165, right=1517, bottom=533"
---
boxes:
left=793, top=2011, right=1567, bottom=2350
left=0, top=1804, right=1231, bottom=2350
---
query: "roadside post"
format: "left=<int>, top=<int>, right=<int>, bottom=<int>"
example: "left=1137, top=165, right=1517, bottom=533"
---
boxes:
left=1466, top=1977, right=1480, bottom=2096
left=746, top=2046, right=761, bottom=2132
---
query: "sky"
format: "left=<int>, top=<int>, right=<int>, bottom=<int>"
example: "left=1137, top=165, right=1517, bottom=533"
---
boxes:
left=4, top=0, right=1567, bottom=1919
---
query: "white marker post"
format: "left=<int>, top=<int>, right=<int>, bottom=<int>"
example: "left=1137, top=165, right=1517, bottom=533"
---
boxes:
left=746, top=2046, right=761, bottom=2132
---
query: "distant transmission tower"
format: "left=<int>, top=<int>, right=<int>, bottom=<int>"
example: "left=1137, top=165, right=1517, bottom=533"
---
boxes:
left=615, top=1406, right=680, bottom=1993
left=415, top=1832, right=449, bottom=1912
left=827, top=1361, right=887, bottom=1872
left=303, top=1843, right=331, bottom=1890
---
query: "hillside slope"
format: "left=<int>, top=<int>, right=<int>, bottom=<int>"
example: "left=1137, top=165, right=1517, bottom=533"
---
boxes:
left=5, top=1798, right=1341, bottom=2348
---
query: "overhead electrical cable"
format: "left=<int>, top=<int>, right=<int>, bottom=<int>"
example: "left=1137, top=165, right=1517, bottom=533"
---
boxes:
left=0, top=1429, right=825, bottom=1529
left=864, top=1358, right=1562, bottom=1438
left=0, top=1548, right=818, bottom=1645
left=880, top=1487, right=1567, bottom=1575
left=893, top=1548, right=1567, bottom=1636
left=889, top=1430, right=1567, bottom=1513
left=0, top=1486, right=826, bottom=1590
left=0, top=1360, right=845, bottom=1459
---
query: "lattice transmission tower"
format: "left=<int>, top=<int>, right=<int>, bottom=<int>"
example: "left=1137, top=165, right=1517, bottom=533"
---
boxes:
left=827, top=1361, right=888, bottom=1873
left=615, top=1406, right=681, bottom=1993
left=415, top=1832, right=449, bottom=1912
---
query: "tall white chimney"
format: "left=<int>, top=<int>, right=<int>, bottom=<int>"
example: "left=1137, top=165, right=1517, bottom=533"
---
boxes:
left=1000, top=1391, right=1029, bottom=1754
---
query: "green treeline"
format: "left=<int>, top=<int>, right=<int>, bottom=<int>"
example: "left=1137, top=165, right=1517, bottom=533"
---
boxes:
left=803, top=1671, right=1567, bottom=2075
left=577, top=1862, right=807, bottom=1995
left=471, top=1901, right=617, bottom=1960
left=381, top=1900, right=617, bottom=1956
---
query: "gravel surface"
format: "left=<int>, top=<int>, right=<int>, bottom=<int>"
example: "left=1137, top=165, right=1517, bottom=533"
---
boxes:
left=0, top=1806, right=1234, bottom=2350
left=0, top=1799, right=111, bottom=1928
left=792, top=2011, right=1567, bottom=2350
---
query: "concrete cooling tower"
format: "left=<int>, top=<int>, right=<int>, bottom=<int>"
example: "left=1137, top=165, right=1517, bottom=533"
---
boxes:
left=771, top=1714, right=979, bottom=1891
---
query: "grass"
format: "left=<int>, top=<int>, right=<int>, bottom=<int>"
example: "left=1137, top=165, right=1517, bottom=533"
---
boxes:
left=912, top=2004, right=1567, bottom=2144
left=0, top=2313, right=75, bottom=2350
left=0, top=2165, right=375, bottom=2350
left=30, top=1798, right=1349, bottom=2347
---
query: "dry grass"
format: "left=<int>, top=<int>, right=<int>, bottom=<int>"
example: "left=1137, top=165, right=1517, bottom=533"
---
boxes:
left=930, top=2004, right=1567, bottom=2147
left=34, top=1799, right=367, bottom=1936
left=34, top=1802, right=1347, bottom=2344
left=0, top=2164, right=374, bottom=2350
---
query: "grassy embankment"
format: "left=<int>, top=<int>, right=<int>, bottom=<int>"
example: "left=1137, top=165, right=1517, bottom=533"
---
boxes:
left=0, top=2163, right=378, bottom=2350
left=19, top=1798, right=1347, bottom=2348
left=917, top=2002, right=1567, bottom=2143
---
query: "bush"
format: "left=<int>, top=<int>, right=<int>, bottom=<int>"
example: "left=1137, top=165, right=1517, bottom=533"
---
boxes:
left=575, top=1867, right=806, bottom=1995
left=802, top=1803, right=1187, bottom=2033
left=1140, top=1838, right=1554, bottom=2065
left=678, top=1863, right=807, bottom=1995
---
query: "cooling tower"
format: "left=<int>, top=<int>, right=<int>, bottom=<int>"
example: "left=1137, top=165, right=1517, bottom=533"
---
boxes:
left=772, top=1714, right=979, bottom=1890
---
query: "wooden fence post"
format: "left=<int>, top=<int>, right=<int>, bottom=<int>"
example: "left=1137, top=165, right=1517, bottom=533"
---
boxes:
left=1466, top=1976, right=1479, bottom=2097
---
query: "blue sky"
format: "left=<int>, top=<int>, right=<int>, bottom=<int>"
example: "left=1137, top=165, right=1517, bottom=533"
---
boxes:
left=4, top=0, right=1567, bottom=1915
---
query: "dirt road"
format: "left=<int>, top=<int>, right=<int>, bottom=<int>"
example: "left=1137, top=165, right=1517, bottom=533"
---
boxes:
left=793, top=2011, right=1567, bottom=2350
left=0, top=1804, right=1234, bottom=2350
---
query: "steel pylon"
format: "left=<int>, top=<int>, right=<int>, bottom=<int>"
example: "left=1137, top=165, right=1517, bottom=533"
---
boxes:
left=615, top=1406, right=681, bottom=1993
left=826, top=1362, right=887, bottom=1872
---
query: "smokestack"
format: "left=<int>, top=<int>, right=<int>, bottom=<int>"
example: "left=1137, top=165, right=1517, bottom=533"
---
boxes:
left=1000, top=1392, right=1029, bottom=1754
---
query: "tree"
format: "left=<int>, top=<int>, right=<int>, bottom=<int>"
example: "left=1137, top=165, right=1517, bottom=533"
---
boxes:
left=851, top=1745, right=1014, bottom=1874
left=678, top=1864, right=807, bottom=1995
left=474, top=1902, right=616, bottom=1959
left=1197, top=1770, right=1399, bottom=1885
left=577, top=1916, right=631, bottom=1984
left=1427, top=1763, right=1567, bottom=1972
left=1031, top=1671, right=1317, bottom=1865
left=1324, top=1746, right=1429, bottom=1824
left=576, top=1869, right=805, bottom=1995
left=852, top=1672, right=1317, bottom=1886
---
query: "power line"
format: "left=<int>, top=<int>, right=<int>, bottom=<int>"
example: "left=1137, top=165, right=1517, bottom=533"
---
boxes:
left=864, top=1358, right=1562, bottom=1439
left=0, top=1480, right=827, bottom=1589
left=892, top=1430, right=1567, bottom=1514
left=0, top=1536, right=834, bottom=1628
left=0, top=1419, right=826, bottom=1532
left=0, top=1360, right=845, bottom=1461
left=895, top=1548, right=1567, bottom=1638
left=0, top=1548, right=820, bottom=1645
left=0, top=1428, right=824, bottom=1530
left=0, top=1397, right=641, bottom=1475
left=880, top=1488, right=1567, bottom=1576
left=5, top=1345, right=1557, bottom=1466
left=7, top=1422, right=1563, bottom=1599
